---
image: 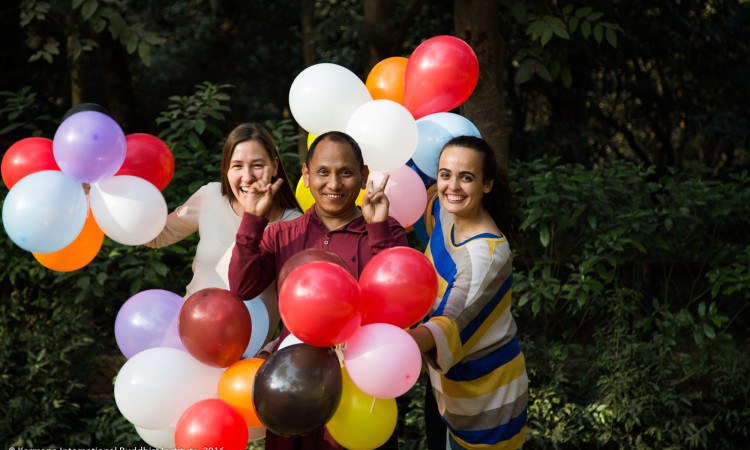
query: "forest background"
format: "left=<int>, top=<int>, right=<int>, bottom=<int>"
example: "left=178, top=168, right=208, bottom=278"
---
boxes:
left=1, top=0, right=748, bottom=449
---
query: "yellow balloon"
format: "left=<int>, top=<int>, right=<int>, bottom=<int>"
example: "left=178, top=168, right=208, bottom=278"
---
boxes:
left=307, top=133, right=317, bottom=149
left=295, top=177, right=366, bottom=212
left=295, top=177, right=315, bottom=212
left=326, top=367, right=397, bottom=450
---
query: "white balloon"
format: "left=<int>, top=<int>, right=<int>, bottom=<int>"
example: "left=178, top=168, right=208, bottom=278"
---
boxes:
left=289, top=63, right=372, bottom=135
left=1, top=170, right=87, bottom=253
left=241, top=298, right=270, bottom=359
left=135, top=425, right=175, bottom=448
left=346, top=100, right=418, bottom=172
left=277, top=332, right=304, bottom=351
left=114, top=347, right=224, bottom=430
left=89, top=175, right=167, bottom=245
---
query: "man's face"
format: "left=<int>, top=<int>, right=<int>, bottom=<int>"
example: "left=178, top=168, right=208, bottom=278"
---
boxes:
left=302, top=138, right=368, bottom=221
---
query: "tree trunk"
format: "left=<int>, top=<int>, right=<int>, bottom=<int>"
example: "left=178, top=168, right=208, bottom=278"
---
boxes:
left=297, top=0, right=317, bottom=158
left=364, top=0, right=396, bottom=69
left=454, top=0, right=510, bottom=170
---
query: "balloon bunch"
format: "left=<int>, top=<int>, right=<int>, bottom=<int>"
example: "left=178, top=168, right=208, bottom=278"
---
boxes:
left=252, top=246, right=438, bottom=448
left=111, top=249, right=437, bottom=449
left=289, top=35, right=482, bottom=228
left=1, top=106, right=175, bottom=271
left=113, top=287, right=267, bottom=449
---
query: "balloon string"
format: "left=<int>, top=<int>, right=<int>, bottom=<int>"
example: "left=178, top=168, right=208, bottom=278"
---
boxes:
left=370, top=397, right=376, bottom=414
left=334, top=343, right=345, bottom=368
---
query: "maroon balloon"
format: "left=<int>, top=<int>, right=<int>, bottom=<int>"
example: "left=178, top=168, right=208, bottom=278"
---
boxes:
left=279, top=261, right=362, bottom=347
left=277, top=248, right=351, bottom=289
left=175, top=398, right=248, bottom=450
left=359, top=246, right=438, bottom=328
left=115, top=133, right=175, bottom=191
left=179, top=288, right=251, bottom=368
left=1, top=137, right=60, bottom=189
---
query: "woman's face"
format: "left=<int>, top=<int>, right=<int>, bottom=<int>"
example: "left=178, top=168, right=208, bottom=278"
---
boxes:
left=227, top=139, right=278, bottom=206
left=436, top=145, right=492, bottom=220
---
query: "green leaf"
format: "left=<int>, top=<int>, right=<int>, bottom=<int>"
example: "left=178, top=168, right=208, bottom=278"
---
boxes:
left=81, top=0, right=98, bottom=21
left=594, top=24, right=604, bottom=43
left=561, top=67, right=572, bottom=88
left=587, top=11, right=604, bottom=21
left=575, top=7, right=593, bottom=18
left=539, top=226, right=551, bottom=248
left=606, top=29, right=618, bottom=47
left=562, top=5, right=574, bottom=16
left=541, top=28, right=554, bottom=46
left=703, top=323, right=716, bottom=340
left=581, top=20, right=591, bottom=39
left=515, top=59, right=535, bottom=84
left=73, top=0, right=87, bottom=9
left=195, top=118, right=206, bottom=134
left=569, top=17, right=579, bottom=33
left=137, top=41, right=151, bottom=66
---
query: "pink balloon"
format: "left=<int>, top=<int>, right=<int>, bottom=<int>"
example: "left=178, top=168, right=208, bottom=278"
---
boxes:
left=343, top=323, right=421, bottom=399
left=403, top=36, right=479, bottom=120
left=368, top=165, right=427, bottom=227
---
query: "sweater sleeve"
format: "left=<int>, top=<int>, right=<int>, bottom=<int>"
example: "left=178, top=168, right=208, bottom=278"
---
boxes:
left=366, top=217, right=408, bottom=255
left=143, top=186, right=203, bottom=248
left=228, top=213, right=275, bottom=300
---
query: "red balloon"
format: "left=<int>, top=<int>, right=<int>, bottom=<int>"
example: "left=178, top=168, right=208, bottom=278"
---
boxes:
left=359, top=246, right=438, bottom=328
left=115, top=133, right=174, bottom=191
left=179, top=288, right=251, bottom=368
left=175, top=398, right=248, bottom=450
left=278, top=261, right=362, bottom=347
left=1, top=137, right=60, bottom=189
left=403, top=35, right=479, bottom=120
left=277, top=248, right=351, bottom=290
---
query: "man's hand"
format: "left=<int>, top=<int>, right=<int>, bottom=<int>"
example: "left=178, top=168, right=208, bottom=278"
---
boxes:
left=361, top=173, right=390, bottom=223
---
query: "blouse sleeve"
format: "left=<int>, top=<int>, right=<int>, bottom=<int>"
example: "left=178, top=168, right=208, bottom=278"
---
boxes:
left=143, top=185, right=204, bottom=248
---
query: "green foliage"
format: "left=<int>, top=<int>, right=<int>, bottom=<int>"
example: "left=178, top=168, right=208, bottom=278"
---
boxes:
left=512, top=158, right=750, bottom=448
left=20, top=0, right=165, bottom=66
left=510, top=2, right=620, bottom=86
left=0, top=86, right=54, bottom=137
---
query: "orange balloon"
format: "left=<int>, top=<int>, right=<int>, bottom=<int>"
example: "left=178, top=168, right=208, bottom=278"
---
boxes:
left=218, top=358, right=265, bottom=427
left=33, top=209, right=104, bottom=272
left=366, top=57, right=408, bottom=104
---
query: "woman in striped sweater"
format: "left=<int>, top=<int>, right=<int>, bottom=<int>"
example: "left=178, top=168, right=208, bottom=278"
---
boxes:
left=408, top=135, right=527, bottom=449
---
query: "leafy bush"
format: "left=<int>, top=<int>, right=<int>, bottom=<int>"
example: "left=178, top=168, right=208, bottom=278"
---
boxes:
left=512, top=158, right=750, bottom=449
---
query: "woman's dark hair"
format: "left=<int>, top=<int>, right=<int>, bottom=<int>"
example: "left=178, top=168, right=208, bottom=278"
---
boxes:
left=220, top=123, right=301, bottom=213
left=306, top=131, right=365, bottom=169
left=440, top=135, right=520, bottom=242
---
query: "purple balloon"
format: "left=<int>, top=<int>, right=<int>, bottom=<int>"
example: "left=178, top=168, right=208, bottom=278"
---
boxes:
left=53, top=110, right=127, bottom=183
left=115, top=289, right=186, bottom=358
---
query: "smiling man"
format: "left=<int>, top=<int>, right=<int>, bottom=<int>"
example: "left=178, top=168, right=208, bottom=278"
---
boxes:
left=228, top=130, right=406, bottom=449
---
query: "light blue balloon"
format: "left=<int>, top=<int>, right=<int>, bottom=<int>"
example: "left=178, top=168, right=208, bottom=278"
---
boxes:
left=241, top=297, right=270, bottom=359
left=2, top=170, right=88, bottom=253
left=412, top=112, right=481, bottom=178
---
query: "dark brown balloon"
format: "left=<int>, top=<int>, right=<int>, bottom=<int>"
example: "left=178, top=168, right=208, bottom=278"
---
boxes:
left=277, top=248, right=351, bottom=289
left=252, top=344, right=342, bottom=436
left=179, top=288, right=251, bottom=368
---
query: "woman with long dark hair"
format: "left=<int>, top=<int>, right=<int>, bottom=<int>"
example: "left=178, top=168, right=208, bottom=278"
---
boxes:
left=409, top=135, right=527, bottom=449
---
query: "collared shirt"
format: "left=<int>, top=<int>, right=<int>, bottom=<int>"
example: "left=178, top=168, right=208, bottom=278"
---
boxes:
left=229, top=204, right=408, bottom=301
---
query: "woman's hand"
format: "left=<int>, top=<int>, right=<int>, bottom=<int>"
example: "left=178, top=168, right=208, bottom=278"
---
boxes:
left=361, top=174, right=390, bottom=223
left=244, top=166, right=283, bottom=217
